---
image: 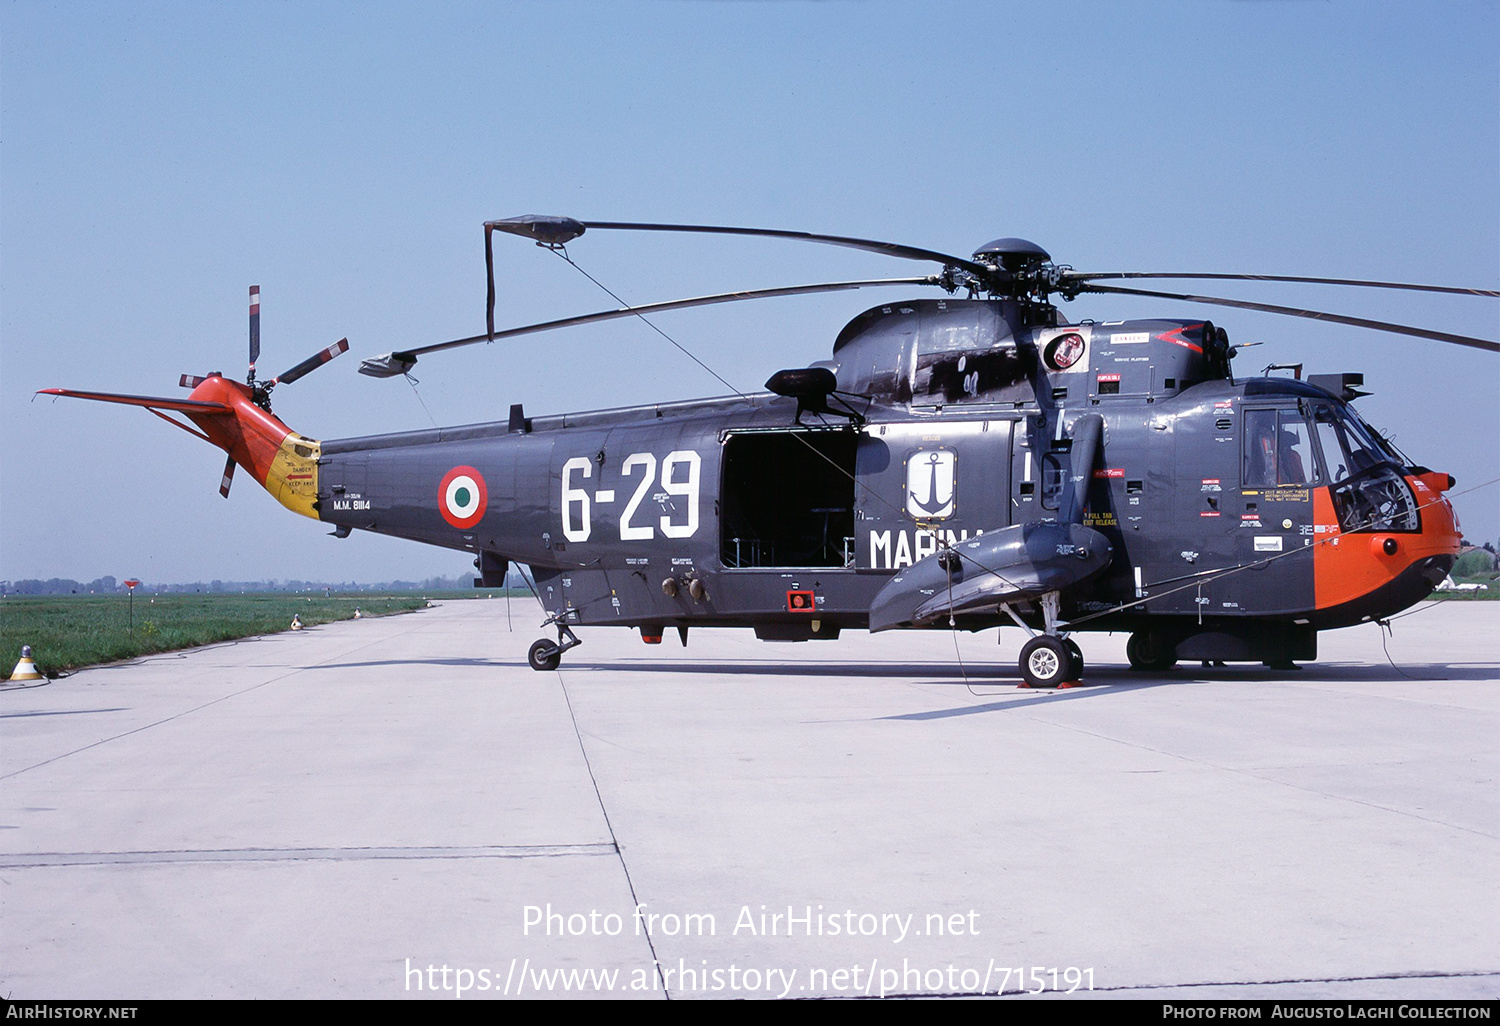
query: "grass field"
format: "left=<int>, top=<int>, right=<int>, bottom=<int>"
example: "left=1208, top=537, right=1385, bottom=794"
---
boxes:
left=0, top=592, right=443, bottom=679
left=1432, top=574, right=1500, bottom=600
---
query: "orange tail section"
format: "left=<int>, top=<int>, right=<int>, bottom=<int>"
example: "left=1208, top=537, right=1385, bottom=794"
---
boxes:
left=39, top=376, right=321, bottom=519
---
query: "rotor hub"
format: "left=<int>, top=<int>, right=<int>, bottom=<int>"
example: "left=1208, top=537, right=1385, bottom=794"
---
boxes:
left=972, top=237, right=1051, bottom=273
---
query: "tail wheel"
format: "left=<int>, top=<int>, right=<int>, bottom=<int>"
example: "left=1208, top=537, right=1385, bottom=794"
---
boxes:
left=1019, top=636, right=1075, bottom=688
left=528, top=639, right=561, bottom=672
left=1126, top=632, right=1177, bottom=672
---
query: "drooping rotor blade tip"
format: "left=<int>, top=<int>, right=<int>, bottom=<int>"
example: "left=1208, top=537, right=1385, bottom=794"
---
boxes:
left=485, top=215, right=587, bottom=247
left=485, top=217, right=589, bottom=339
left=358, top=352, right=417, bottom=379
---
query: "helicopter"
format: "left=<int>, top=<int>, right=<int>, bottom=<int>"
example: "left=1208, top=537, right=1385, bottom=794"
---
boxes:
left=40, top=216, right=1499, bottom=687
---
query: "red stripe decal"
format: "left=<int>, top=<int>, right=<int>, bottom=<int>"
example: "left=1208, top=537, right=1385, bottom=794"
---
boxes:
left=1157, top=324, right=1204, bottom=352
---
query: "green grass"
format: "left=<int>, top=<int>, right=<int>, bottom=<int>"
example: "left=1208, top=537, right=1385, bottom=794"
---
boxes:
left=0, top=592, right=435, bottom=679
left=1430, top=575, right=1499, bottom=600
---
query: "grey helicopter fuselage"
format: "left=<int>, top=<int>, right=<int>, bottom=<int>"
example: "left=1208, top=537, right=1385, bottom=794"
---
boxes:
left=314, top=297, right=1462, bottom=665
left=39, top=217, right=1489, bottom=683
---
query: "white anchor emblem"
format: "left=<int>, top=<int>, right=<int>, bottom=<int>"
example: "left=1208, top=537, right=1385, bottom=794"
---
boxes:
left=905, top=449, right=956, bottom=520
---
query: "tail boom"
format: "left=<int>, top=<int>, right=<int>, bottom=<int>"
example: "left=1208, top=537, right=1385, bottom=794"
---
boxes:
left=40, top=376, right=321, bottom=519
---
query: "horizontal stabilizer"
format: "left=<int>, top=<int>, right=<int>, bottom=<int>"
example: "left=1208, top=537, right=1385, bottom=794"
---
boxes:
left=37, top=388, right=233, bottom=414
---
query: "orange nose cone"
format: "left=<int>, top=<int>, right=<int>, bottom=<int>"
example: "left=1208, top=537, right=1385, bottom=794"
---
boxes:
left=1313, top=474, right=1463, bottom=615
left=1409, top=472, right=1463, bottom=552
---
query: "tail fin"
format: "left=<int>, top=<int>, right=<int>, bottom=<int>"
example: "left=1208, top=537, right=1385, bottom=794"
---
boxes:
left=39, top=376, right=321, bottom=519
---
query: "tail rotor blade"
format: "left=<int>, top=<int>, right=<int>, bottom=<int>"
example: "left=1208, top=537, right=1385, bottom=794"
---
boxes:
left=180, top=374, right=208, bottom=389
left=219, top=455, right=236, bottom=498
left=248, top=286, right=261, bottom=380
left=273, top=338, right=350, bottom=386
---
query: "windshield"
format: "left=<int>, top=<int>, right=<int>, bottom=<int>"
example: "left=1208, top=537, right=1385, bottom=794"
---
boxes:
left=1343, top=404, right=1410, bottom=465
left=1305, top=401, right=1419, bottom=532
left=1309, top=403, right=1386, bottom=484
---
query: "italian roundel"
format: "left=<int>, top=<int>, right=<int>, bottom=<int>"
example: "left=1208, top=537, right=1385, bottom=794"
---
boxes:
left=438, top=466, right=488, bottom=529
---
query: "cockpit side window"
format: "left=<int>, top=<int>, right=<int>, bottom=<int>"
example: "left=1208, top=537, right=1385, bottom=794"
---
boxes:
left=1279, top=417, right=1314, bottom=485
left=1244, top=408, right=1316, bottom=488
left=1244, top=410, right=1275, bottom=488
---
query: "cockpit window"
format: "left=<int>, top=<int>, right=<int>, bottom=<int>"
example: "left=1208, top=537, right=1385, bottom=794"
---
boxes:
left=1310, top=403, right=1382, bottom=484
left=1313, top=411, right=1349, bottom=482
left=1244, top=409, right=1316, bottom=487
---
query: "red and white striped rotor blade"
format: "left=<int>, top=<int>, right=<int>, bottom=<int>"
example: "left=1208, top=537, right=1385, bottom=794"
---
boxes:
left=248, top=285, right=261, bottom=378
left=272, top=338, right=349, bottom=385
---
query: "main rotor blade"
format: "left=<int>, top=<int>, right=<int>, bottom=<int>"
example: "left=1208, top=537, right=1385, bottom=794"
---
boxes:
left=575, top=221, right=996, bottom=278
left=1067, top=271, right=1500, bottom=298
left=483, top=214, right=993, bottom=337
left=364, top=276, right=939, bottom=377
left=1078, top=284, right=1500, bottom=353
left=272, top=338, right=350, bottom=385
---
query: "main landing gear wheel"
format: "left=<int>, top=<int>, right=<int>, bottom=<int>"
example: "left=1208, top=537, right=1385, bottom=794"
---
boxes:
left=1126, top=632, right=1177, bottom=672
left=1019, top=636, right=1076, bottom=689
left=528, top=639, right=561, bottom=672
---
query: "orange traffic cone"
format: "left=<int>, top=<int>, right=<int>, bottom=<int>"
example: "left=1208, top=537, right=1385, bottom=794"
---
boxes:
left=9, top=645, right=45, bottom=682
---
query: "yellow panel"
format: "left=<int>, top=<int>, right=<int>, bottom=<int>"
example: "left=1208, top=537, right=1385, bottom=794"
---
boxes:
left=265, top=434, right=321, bottom=519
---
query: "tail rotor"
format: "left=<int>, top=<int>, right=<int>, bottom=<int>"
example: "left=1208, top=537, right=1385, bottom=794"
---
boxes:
left=43, top=284, right=340, bottom=514
left=219, top=285, right=349, bottom=412
left=158, top=285, right=349, bottom=497
left=176, top=286, right=348, bottom=408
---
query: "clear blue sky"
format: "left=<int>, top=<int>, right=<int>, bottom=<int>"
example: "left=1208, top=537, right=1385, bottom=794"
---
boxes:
left=3, top=0, right=1496, bottom=585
